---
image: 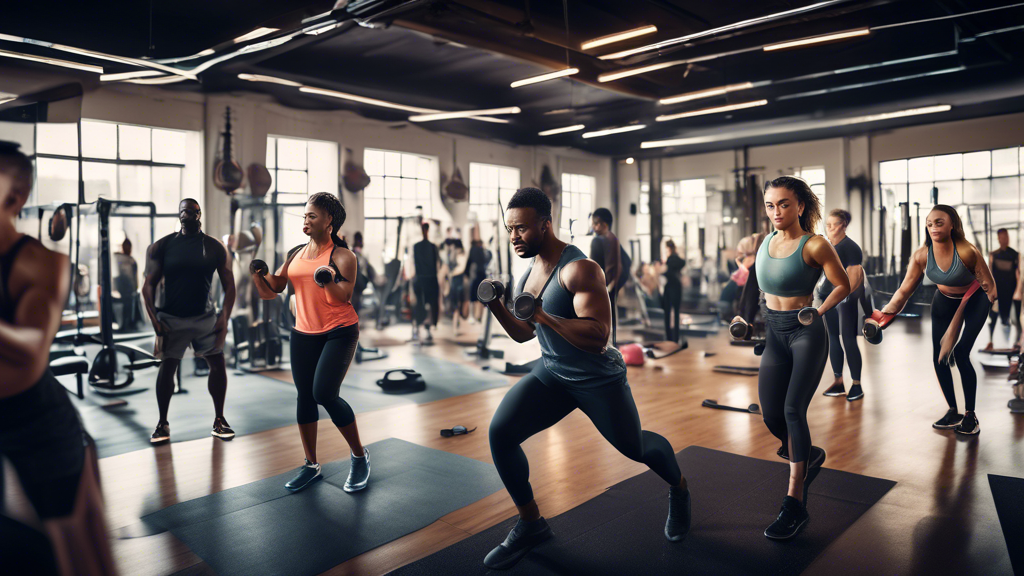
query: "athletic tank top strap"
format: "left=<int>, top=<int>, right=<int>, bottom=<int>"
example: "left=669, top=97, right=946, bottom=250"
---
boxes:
left=1, top=235, right=34, bottom=322
left=754, top=231, right=822, bottom=297
left=926, top=242, right=975, bottom=287
left=516, top=244, right=626, bottom=388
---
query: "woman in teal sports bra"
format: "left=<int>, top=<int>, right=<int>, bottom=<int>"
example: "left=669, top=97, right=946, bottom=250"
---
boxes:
left=882, top=205, right=996, bottom=436
left=751, top=176, right=851, bottom=541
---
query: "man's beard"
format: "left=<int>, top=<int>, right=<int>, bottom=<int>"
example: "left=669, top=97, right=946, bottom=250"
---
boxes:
left=181, top=220, right=201, bottom=233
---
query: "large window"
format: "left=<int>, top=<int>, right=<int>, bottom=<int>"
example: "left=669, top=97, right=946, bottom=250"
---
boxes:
left=636, top=182, right=651, bottom=263
left=470, top=162, right=522, bottom=280
left=266, top=136, right=339, bottom=251
left=363, top=149, right=437, bottom=268
left=879, top=148, right=1023, bottom=257
left=662, top=179, right=707, bottom=263
left=560, top=173, right=595, bottom=241
left=793, top=167, right=826, bottom=211
left=21, top=120, right=202, bottom=301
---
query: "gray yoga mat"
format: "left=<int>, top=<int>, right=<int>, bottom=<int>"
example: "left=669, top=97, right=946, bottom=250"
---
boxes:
left=390, top=446, right=896, bottom=576
left=64, top=351, right=510, bottom=458
left=140, top=438, right=504, bottom=576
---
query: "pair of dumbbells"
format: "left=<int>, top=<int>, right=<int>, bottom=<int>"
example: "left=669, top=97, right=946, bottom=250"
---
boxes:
left=729, top=307, right=818, bottom=340
left=249, top=259, right=339, bottom=288
left=477, top=280, right=541, bottom=321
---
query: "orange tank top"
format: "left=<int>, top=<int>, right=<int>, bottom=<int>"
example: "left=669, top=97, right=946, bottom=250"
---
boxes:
left=289, top=244, right=358, bottom=334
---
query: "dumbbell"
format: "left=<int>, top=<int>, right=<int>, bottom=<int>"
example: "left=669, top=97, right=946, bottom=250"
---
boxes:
left=797, top=307, right=818, bottom=326
left=511, top=293, right=542, bottom=321
left=250, top=259, right=269, bottom=277
left=729, top=317, right=752, bottom=340
left=314, top=265, right=339, bottom=288
left=862, top=310, right=896, bottom=345
left=477, top=279, right=505, bottom=303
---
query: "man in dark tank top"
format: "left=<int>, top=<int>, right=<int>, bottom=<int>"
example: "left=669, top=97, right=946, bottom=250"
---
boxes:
left=986, top=228, right=1020, bottom=350
left=142, top=198, right=235, bottom=445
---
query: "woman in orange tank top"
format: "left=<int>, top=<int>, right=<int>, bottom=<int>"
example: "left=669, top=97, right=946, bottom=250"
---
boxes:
left=250, top=192, right=369, bottom=493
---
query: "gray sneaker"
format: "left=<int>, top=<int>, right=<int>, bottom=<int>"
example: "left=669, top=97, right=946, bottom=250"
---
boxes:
left=344, top=448, right=370, bottom=492
left=284, top=459, right=322, bottom=492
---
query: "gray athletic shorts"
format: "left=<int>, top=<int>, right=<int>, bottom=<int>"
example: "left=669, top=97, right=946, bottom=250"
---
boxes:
left=156, top=309, right=221, bottom=360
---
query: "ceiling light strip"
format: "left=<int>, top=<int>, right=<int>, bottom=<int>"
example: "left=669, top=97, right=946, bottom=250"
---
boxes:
left=127, top=76, right=190, bottom=85
left=659, top=82, right=754, bottom=105
left=775, top=67, right=964, bottom=101
left=538, top=124, right=586, bottom=136
left=101, top=70, right=165, bottom=81
left=582, top=125, right=646, bottom=139
left=641, top=105, right=952, bottom=148
left=597, top=0, right=847, bottom=59
left=656, top=100, right=768, bottom=122
left=233, top=28, right=279, bottom=44
left=581, top=26, right=657, bottom=50
left=763, top=28, right=870, bottom=51
left=409, top=107, right=521, bottom=122
left=510, top=68, right=578, bottom=88
left=870, top=2, right=1024, bottom=30
left=0, top=48, right=103, bottom=73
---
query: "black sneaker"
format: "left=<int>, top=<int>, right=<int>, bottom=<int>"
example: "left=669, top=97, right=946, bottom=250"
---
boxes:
left=284, top=460, right=322, bottom=492
left=211, top=417, right=235, bottom=439
left=954, top=412, right=980, bottom=435
left=483, top=517, right=553, bottom=570
left=932, top=409, right=963, bottom=429
left=776, top=444, right=789, bottom=461
left=150, top=422, right=170, bottom=444
left=765, top=496, right=809, bottom=540
left=343, top=448, right=370, bottom=492
left=822, top=382, right=846, bottom=397
left=664, top=486, right=691, bottom=542
left=846, top=384, right=864, bottom=402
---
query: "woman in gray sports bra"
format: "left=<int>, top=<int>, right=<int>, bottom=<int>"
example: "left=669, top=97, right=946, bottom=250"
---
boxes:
left=882, top=205, right=997, bottom=436
left=752, top=176, right=852, bottom=541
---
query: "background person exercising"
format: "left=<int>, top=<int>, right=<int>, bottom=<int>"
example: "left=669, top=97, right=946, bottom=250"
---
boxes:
left=142, top=199, right=235, bottom=444
left=589, top=207, right=629, bottom=344
left=882, top=205, right=996, bottom=435
left=751, top=176, right=849, bottom=540
left=820, top=209, right=867, bottom=401
left=985, top=228, right=1019, bottom=351
left=411, top=221, right=440, bottom=343
left=481, top=188, right=690, bottom=570
left=0, top=142, right=117, bottom=575
left=250, top=192, right=368, bottom=494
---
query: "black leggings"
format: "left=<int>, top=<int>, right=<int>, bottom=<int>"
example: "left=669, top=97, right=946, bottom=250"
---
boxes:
left=823, top=291, right=863, bottom=381
left=988, top=290, right=1020, bottom=343
left=758, top=308, right=828, bottom=464
left=663, top=279, right=682, bottom=342
left=489, top=364, right=682, bottom=506
left=413, top=276, right=439, bottom=327
left=932, top=290, right=989, bottom=412
left=290, top=323, right=359, bottom=426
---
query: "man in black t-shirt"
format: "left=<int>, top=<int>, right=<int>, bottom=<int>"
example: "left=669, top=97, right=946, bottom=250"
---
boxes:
left=142, top=198, right=235, bottom=444
left=411, top=221, right=440, bottom=343
left=590, top=208, right=630, bottom=345
left=987, top=228, right=1020, bottom=349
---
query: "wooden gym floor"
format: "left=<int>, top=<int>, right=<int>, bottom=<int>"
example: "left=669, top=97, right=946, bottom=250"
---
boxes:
left=54, top=316, right=1023, bottom=574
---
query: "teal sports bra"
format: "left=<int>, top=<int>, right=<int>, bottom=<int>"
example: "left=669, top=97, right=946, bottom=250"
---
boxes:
left=754, top=231, right=822, bottom=297
left=926, top=242, right=975, bottom=287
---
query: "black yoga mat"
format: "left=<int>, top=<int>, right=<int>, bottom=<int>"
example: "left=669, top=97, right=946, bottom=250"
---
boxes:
left=988, top=474, right=1024, bottom=575
left=390, top=446, right=896, bottom=576
left=139, top=438, right=504, bottom=576
left=65, top=352, right=510, bottom=458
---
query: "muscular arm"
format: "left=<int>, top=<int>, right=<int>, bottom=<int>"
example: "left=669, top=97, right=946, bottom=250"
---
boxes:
left=533, top=259, right=611, bottom=354
left=0, top=250, right=69, bottom=389
left=846, top=265, right=864, bottom=293
left=253, top=252, right=294, bottom=300
left=968, top=244, right=996, bottom=300
left=214, top=239, right=235, bottom=321
left=808, top=236, right=851, bottom=316
left=881, top=247, right=926, bottom=315
left=141, top=240, right=164, bottom=328
left=323, top=248, right=357, bottom=304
